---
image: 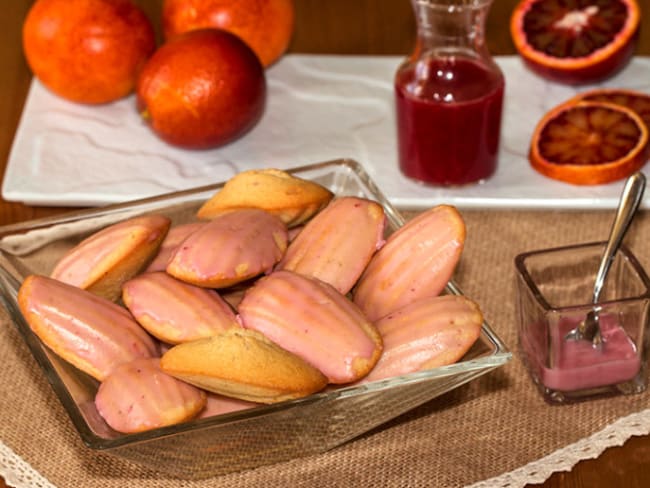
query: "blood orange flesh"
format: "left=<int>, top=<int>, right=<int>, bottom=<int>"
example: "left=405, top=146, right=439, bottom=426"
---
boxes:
left=529, top=101, right=649, bottom=185
left=510, top=0, right=640, bottom=84
left=571, top=88, right=650, bottom=131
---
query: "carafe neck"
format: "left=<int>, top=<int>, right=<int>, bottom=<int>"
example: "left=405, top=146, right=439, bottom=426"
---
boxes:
left=410, top=0, right=493, bottom=61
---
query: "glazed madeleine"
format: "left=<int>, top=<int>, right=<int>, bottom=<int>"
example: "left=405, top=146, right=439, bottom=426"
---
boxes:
left=95, top=358, right=207, bottom=433
left=238, top=270, right=383, bottom=384
left=166, top=208, right=288, bottom=288
left=122, top=272, right=240, bottom=344
left=276, top=197, right=386, bottom=294
left=196, top=168, right=334, bottom=226
left=362, top=295, right=483, bottom=383
left=160, top=328, right=328, bottom=404
left=353, top=205, right=466, bottom=321
left=145, top=221, right=205, bottom=272
left=50, top=214, right=171, bottom=301
left=18, top=275, right=159, bottom=382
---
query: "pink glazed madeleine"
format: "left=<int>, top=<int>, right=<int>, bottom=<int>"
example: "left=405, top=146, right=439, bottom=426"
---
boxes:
left=18, top=275, right=159, bottom=382
left=353, top=205, right=466, bottom=321
left=50, top=214, right=171, bottom=301
left=277, top=197, right=386, bottom=294
left=122, top=272, right=240, bottom=344
left=238, top=270, right=383, bottom=384
left=362, top=295, right=483, bottom=383
left=145, top=222, right=205, bottom=272
left=166, top=209, right=288, bottom=288
left=95, top=358, right=206, bottom=434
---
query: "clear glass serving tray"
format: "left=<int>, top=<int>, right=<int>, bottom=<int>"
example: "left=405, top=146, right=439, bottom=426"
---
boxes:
left=0, top=159, right=511, bottom=479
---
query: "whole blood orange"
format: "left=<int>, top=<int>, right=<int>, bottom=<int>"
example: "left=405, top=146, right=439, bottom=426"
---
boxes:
left=510, top=0, right=640, bottom=84
left=22, top=0, right=156, bottom=104
left=529, top=101, right=648, bottom=185
left=162, top=0, right=295, bottom=67
left=136, top=29, right=266, bottom=149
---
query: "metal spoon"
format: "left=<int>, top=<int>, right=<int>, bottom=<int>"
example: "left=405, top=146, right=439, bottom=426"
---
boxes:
left=565, top=171, right=646, bottom=346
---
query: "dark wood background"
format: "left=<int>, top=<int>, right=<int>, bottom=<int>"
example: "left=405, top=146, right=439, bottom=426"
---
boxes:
left=1, top=1, right=649, bottom=487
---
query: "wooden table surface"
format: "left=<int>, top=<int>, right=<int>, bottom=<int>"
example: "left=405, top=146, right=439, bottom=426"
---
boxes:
left=1, top=1, right=649, bottom=487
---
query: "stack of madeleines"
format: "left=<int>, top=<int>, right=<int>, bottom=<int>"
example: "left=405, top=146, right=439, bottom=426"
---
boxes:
left=17, top=168, right=483, bottom=434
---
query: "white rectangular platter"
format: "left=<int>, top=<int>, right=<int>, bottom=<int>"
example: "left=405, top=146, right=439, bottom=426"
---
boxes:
left=3, top=54, right=650, bottom=209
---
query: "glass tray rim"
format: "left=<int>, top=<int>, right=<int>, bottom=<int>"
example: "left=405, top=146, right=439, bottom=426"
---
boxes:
left=0, top=158, right=512, bottom=451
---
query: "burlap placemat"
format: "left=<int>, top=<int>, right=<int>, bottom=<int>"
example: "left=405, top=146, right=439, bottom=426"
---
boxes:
left=2, top=209, right=650, bottom=488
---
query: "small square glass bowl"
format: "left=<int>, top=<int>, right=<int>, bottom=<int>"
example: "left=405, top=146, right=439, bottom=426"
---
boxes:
left=515, top=242, right=650, bottom=404
left=0, top=159, right=510, bottom=479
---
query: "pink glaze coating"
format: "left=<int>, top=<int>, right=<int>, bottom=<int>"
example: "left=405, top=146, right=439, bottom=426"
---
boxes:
left=145, top=222, right=206, bottom=272
left=238, top=270, right=382, bottom=384
left=50, top=215, right=170, bottom=287
left=353, top=205, right=465, bottom=321
left=362, top=294, right=482, bottom=383
left=95, top=358, right=206, bottom=433
left=277, top=197, right=386, bottom=294
left=522, top=314, right=641, bottom=392
left=18, top=275, right=159, bottom=381
left=167, top=209, right=288, bottom=288
left=122, top=271, right=239, bottom=344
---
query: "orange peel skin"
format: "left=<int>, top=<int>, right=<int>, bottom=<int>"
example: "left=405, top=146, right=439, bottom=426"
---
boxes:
left=510, top=0, right=641, bottom=85
left=529, top=100, right=649, bottom=185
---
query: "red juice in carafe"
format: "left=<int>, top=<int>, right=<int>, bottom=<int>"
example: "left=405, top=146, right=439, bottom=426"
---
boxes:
left=395, top=57, right=504, bottom=185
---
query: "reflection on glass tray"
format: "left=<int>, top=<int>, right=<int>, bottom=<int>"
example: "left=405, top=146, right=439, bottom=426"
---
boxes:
left=3, top=55, right=650, bottom=209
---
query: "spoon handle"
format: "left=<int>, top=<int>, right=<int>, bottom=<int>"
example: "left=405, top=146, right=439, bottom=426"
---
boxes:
left=592, top=172, right=646, bottom=303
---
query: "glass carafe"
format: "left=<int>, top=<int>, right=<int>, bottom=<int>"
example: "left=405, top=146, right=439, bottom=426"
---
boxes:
left=395, top=0, right=505, bottom=186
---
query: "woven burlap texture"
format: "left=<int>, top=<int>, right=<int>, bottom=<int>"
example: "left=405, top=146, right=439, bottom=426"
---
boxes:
left=2, top=209, right=650, bottom=488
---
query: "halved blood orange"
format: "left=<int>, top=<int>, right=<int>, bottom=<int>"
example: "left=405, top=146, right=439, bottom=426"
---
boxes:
left=568, top=88, right=650, bottom=131
left=529, top=100, right=649, bottom=185
left=510, top=0, right=640, bottom=84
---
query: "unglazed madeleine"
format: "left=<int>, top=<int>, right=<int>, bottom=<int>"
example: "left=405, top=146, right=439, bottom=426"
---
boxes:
left=353, top=205, right=466, bottom=321
left=50, top=214, right=171, bottom=301
left=95, top=358, right=206, bottom=434
left=18, top=275, right=159, bottom=382
left=167, top=209, right=288, bottom=288
left=361, top=295, right=483, bottom=383
left=276, top=197, right=386, bottom=294
left=145, top=222, right=205, bottom=272
left=122, top=272, right=239, bottom=344
left=160, top=328, right=328, bottom=404
left=196, top=168, right=334, bottom=226
left=238, top=270, right=383, bottom=384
